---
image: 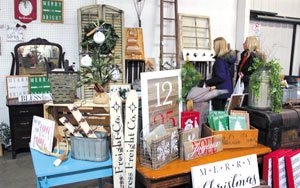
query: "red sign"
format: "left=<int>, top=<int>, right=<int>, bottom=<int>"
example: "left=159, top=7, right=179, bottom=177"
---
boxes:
left=14, top=0, right=37, bottom=23
left=181, top=111, right=200, bottom=130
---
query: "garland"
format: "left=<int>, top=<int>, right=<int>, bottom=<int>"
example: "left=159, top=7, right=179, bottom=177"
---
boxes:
left=249, top=58, right=283, bottom=113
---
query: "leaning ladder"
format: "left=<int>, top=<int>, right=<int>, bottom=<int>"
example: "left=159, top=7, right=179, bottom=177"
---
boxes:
left=160, top=0, right=179, bottom=70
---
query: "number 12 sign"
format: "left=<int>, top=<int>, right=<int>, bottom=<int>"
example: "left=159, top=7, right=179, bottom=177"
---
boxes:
left=141, top=69, right=182, bottom=137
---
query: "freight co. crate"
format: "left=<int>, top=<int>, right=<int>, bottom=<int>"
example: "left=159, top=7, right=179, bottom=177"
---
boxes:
left=238, top=107, right=300, bottom=150
left=202, top=124, right=258, bottom=149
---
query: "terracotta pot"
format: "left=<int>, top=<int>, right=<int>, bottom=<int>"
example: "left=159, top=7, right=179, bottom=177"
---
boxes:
left=93, top=92, right=109, bottom=104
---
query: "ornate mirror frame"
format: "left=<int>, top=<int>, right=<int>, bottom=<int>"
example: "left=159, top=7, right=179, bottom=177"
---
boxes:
left=11, top=38, right=64, bottom=75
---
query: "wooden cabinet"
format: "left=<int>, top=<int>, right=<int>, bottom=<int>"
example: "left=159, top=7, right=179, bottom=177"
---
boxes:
left=7, top=101, right=44, bottom=159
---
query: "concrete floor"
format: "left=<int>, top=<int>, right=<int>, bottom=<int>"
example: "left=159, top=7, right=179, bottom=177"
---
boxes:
left=0, top=149, right=112, bottom=188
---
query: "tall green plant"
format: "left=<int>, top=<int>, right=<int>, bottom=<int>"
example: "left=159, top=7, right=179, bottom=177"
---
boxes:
left=249, top=58, right=283, bottom=113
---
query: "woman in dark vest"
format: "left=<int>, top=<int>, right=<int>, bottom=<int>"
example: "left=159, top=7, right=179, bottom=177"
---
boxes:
left=206, top=37, right=236, bottom=110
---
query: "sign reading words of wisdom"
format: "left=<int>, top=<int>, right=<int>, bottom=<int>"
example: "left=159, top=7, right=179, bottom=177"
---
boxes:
left=41, top=0, right=64, bottom=23
left=191, top=154, right=260, bottom=188
left=141, top=70, right=182, bottom=137
left=30, top=116, right=55, bottom=153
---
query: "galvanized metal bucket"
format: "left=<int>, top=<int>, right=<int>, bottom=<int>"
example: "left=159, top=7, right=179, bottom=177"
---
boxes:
left=249, top=67, right=271, bottom=110
left=71, top=131, right=109, bottom=162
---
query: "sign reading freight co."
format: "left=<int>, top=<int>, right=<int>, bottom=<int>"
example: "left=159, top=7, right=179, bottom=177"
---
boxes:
left=141, top=70, right=182, bottom=137
left=124, top=90, right=139, bottom=188
left=191, top=154, right=260, bottom=188
left=110, top=92, right=125, bottom=188
left=41, top=0, right=63, bottom=23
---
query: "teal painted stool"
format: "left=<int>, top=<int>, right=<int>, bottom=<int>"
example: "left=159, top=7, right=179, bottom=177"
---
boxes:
left=31, top=149, right=112, bottom=188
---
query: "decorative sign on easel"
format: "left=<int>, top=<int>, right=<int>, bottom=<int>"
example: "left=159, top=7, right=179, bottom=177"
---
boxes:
left=41, top=0, right=64, bottom=23
left=192, top=154, right=260, bottom=188
left=286, top=149, right=300, bottom=188
left=6, top=76, right=29, bottom=99
left=141, top=70, right=182, bottom=137
left=30, top=116, right=55, bottom=153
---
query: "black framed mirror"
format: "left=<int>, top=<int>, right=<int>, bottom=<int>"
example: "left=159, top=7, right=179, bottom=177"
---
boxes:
left=11, top=38, right=64, bottom=75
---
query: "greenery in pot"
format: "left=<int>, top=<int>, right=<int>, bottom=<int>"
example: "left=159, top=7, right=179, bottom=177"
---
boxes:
left=78, top=20, right=119, bottom=93
left=181, top=61, right=202, bottom=100
left=249, top=58, right=283, bottom=113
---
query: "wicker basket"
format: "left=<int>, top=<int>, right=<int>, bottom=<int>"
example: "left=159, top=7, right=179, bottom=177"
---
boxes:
left=71, top=131, right=109, bottom=162
left=48, top=71, right=79, bottom=103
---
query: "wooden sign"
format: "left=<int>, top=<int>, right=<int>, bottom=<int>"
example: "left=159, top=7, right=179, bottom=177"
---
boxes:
left=166, top=127, right=179, bottom=159
left=150, top=133, right=172, bottom=169
left=285, top=149, right=300, bottom=188
left=141, top=69, right=182, bottom=137
left=18, top=93, right=52, bottom=102
left=110, top=92, right=125, bottom=188
left=30, top=116, right=55, bottom=152
left=183, top=134, right=223, bottom=160
left=179, top=127, right=200, bottom=159
left=181, top=111, right=200, bottom=130
left=109, top=84, right=131, bottom=100
left=6, top=76, right=29, bottom=99
left=67, top=104, right=96, bottom=138
left=29, top=76, right=51, bottom=94
left=125, top=28, right=145, bottom=60
left=230, top=110, right=250, bottom=130
left=124, top=90, right=139, bottom=188
left=191, top=154, right=260, bottom=188
left=41, top=0, right=64, bottom=23
left=59, top=117, right=83, bottom=137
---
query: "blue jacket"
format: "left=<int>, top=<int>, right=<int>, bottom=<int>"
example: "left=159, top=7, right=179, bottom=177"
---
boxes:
left=206, top=53, right=235, bottom=99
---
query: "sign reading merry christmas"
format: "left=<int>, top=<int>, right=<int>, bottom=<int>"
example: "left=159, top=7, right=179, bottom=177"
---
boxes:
left=191, top=154, right=259, bottom=188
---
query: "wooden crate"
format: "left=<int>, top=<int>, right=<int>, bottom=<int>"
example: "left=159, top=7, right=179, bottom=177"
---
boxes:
left=202, top=124, right=258, bottom=149
left=44, top=100, right=110, bottom=136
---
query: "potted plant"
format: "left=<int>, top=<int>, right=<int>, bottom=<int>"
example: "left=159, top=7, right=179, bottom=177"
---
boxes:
left=249, top=58, right=283, bottom=113
left=78, top=20, right=119, bottom=104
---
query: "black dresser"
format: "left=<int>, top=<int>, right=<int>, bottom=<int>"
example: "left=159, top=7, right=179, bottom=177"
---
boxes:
left=7, top=100, right=44, bottom=159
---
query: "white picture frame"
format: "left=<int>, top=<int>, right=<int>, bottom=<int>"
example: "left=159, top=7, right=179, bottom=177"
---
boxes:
left=226, top=94, right=245, bottom=112
left=141, top=69, right=182, bottom=137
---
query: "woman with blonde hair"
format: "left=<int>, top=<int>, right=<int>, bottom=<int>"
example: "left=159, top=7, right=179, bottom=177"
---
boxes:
left=237, top=36, right=265, bottom=93
left=206, top=37, right=237, bottom=110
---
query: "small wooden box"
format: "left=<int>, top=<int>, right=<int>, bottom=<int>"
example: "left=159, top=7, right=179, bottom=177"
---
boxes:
left=202, top=124, right=258, bottom=149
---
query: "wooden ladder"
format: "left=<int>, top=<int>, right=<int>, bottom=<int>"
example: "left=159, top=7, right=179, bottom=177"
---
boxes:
left=160, top=0, right=179, bottom=70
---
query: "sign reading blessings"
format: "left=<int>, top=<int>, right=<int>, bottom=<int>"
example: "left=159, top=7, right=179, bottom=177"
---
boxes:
left=191, top=154, right=259, bottom=188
